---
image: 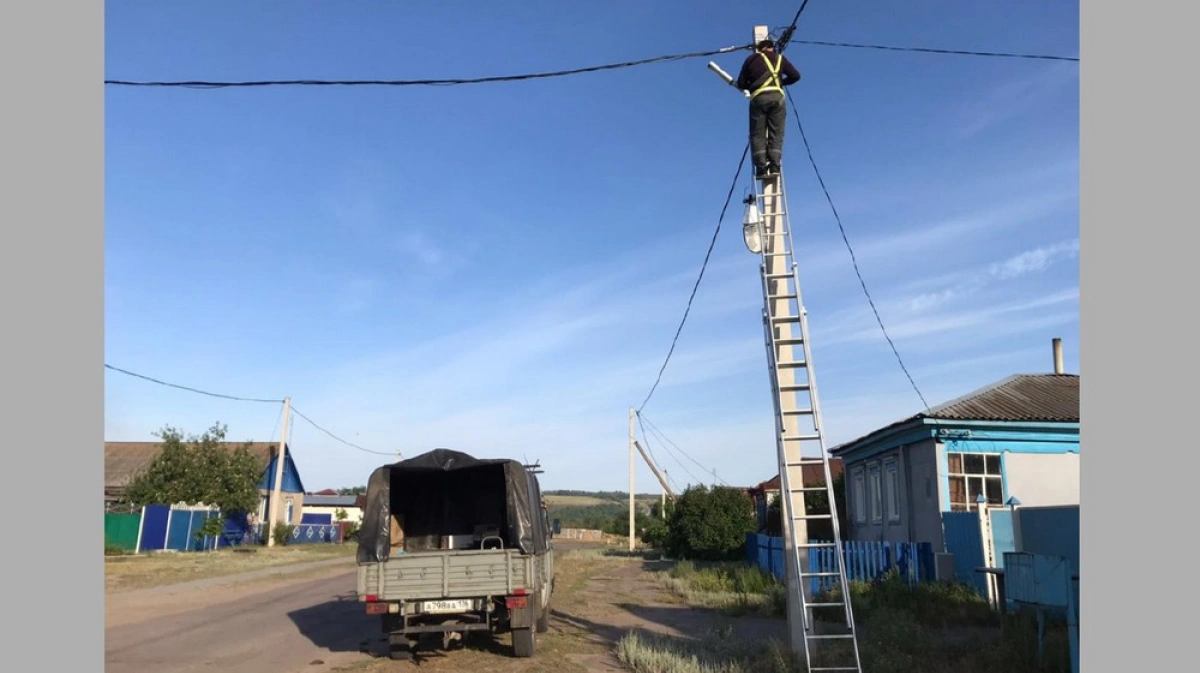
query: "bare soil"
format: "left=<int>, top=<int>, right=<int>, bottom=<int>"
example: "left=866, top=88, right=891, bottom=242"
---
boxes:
left=339, top=548, right=788, bottom=673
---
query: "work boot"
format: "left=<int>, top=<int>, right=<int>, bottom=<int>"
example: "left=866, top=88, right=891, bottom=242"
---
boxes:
left=755, top=165, right=771, bottom=179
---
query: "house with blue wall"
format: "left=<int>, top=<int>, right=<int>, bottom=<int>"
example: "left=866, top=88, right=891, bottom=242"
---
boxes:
left=105, top=440, right=307, bottom=526
left=829, top=372, right=1079, bottom=551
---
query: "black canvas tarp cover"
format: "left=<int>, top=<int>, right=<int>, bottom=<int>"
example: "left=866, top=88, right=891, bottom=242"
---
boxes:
left=357, top=448, right=549, bottom=563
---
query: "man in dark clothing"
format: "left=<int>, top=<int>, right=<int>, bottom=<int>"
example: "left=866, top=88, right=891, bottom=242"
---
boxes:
left=736, top=39, right=801, bottom=178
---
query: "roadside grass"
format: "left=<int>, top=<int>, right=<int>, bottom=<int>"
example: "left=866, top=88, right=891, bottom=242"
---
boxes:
left=104, top=542, right=356, bottom=592
left=655, top=560, right=786, bottom=617
left=640, top=563, right=1072, bottom=673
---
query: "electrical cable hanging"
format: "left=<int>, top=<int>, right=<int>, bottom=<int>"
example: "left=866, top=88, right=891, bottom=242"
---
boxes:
left=106, top=44, right=751, bottom=89
left=104, top=363, right=394, bottom=454
left=782, top=89, right=931, bottom=412
left=638, top=144, right=749, bottom=414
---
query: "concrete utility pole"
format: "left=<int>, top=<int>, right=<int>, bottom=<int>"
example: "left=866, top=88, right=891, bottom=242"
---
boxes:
left=628, top=407, right=636, bottom=551
left=267, top=396, right=291, bottom=547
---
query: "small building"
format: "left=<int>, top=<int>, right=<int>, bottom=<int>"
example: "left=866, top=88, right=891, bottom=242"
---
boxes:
left=830, top=372, right=1079, bottom=549
left=301, top=493, right=364, bottom=525
left=104, top=441, right=307, bottom=526
left=747, top=460, right=845, bottom=531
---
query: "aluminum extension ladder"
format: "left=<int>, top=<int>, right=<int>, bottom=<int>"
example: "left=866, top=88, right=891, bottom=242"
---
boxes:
left=751, top=168, right=863, bottom=673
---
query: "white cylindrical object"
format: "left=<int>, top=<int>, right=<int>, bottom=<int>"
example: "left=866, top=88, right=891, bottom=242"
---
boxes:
left=707, top=61, right=735, bottom=84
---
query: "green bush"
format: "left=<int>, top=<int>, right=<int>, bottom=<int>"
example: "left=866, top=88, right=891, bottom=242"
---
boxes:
left=665, top=485, right=756, bottom=561
left=271, top=522, right=296, bottom=546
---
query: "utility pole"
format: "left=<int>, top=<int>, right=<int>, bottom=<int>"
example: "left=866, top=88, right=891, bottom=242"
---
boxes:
left=628, top=407, right=636, bottom=552
left=267, top=396, right=291, bottom=547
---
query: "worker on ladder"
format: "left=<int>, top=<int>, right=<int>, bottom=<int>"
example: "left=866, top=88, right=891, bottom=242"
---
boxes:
left=736, top=39, right=801, bottom=179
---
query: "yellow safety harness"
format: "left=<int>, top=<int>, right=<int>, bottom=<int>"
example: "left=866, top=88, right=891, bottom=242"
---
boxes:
left=750, top=52, right=784, bottom=99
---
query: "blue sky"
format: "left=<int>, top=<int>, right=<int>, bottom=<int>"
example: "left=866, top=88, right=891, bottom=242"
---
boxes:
left=104, top=1, right=1080, bottom=493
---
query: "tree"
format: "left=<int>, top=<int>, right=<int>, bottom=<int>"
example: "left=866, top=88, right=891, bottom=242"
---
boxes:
left=665, top=485, right=756, bottom=561
left=124, top=423, right=263, bottom=514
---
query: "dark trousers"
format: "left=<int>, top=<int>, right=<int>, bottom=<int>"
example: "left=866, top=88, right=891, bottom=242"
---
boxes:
left=749, top=91, right=786, bottom=170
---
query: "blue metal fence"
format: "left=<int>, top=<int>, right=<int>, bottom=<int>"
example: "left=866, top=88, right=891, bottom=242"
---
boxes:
left=745, top=534, right=933, bottom=593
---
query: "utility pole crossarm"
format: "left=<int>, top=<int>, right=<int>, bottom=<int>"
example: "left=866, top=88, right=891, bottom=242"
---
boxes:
left=633, top=441, right=674, bottom=498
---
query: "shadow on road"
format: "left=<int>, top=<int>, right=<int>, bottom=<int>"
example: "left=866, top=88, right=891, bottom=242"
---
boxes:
left=286, top=591, right=383, bottom=657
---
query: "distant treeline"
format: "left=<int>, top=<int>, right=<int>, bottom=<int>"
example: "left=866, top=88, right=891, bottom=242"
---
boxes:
left=542, top=490, right=660, bottom=501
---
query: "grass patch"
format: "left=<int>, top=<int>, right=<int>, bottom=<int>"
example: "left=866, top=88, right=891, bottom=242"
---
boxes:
left=617, top=628, right=800, bottom=673
left=656, top=560, right=786, bottom=617
left=104, top=543, right=356, bottom=592
left=618, top=608, right=1072, bottom=673
left=813, top=567, right=998, bottom=629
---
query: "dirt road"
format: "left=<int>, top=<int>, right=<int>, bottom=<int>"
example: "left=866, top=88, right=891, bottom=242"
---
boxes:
left=105, top=544, right=785, bottom=673
left=106, top=563, right=371, bottom=673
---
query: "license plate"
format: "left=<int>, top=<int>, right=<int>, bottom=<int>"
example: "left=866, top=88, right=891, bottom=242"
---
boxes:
left=421, top=599, right=473, bottom=614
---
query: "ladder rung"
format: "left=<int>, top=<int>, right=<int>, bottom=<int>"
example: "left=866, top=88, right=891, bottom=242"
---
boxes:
left=779, top=384, right=811, bottom=391
left=770, top=315, right=800, bottom=323
left=796, top=542, right=838, bottom=548
left=790, top=485, right=830, bottom=492
left=804, top=602, right=849, bottom=608
left=780, top=408, right=814, bottom=416
left=801, top=571, right=842, bottom=577
left=776, top=361, right=808, bottom=369
left=807, top=634, right=858, bottom=640
left=809, top=667, right=860, bottom=671
left=767, top=293, right=797, bottom=299
left=774, top=338, right=805, bottom=346
left=764, top=272, right=793, bottom=279
left=792, top=514, right=834, bottom=521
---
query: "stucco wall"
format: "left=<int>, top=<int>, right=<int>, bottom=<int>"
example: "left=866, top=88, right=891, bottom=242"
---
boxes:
left=1004, top=452, right=1080, bottom=506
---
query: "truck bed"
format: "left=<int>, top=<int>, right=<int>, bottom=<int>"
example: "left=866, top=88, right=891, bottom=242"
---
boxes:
left=358, top=548, right=549, bottom=601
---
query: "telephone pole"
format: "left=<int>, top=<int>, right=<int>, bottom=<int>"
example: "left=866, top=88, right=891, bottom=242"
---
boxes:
left=628, top=406, right=635, bottom=552
left=266, top=396, right=291, bottom=547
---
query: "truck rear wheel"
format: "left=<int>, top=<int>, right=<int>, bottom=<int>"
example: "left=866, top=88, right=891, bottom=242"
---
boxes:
left=512, top=627, right=536, bottom=657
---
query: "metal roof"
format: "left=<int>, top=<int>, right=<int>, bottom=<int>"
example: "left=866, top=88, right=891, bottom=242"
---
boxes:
left=924, top=374, right=1079, bottom=422
left=303, top=494, right=361, bottom=508
left=831, top=374, right=1079, bottom=455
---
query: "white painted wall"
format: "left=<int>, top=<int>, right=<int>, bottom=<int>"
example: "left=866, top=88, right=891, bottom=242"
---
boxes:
left=1004, top=452, right=1080, bottom=506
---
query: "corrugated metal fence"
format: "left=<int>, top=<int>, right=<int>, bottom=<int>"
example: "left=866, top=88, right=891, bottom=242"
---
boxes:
left=745, top=534, right=934, bottom=593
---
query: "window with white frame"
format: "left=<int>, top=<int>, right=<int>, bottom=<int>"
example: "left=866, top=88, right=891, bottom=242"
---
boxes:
left=868, top=462, right=882, bottom=523
left=851, top=467, right=866, bottom=524
left=947, top=452, right=1004, bottom=511
left=884, top=458, right=901, bottom=523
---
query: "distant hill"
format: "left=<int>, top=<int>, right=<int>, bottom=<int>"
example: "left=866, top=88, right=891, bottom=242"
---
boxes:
left=542, top=490, right=663, bottom=531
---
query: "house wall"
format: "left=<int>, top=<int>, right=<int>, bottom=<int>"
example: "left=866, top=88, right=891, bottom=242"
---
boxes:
left=1004, top=453, right=1080, bottom=506
left=255, top=490, right=306, bottom=525
left=303, top=504, right=364, bottom=525
left=844, top=439, right=942, bottom=547
left=906, top=441, right=943, bottom=549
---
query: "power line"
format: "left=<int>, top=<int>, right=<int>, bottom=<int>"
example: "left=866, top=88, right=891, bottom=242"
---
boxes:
left=105, top=44, right=751, bottom=89
left=640, top=418, right=706, bottom=489
left=638, top=412, right=731, bottom=487
left=104, top=364, right=283, bottom=403
left=290, top=407, right=394, bottom=456
left=792, top=39, right=1079, bottom=62
left=783, top=90, right=931, bottom=412
left=637, top=143, right=749, bottom=414
left=104, top=363, right=394, bottom=454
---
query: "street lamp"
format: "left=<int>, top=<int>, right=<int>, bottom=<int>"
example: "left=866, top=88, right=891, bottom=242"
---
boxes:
left=742, top=195, right=763, bottom=254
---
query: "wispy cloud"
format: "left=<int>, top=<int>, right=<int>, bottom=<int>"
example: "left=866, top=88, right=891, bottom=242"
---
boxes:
left=989, top=238, right=1079, bottom=280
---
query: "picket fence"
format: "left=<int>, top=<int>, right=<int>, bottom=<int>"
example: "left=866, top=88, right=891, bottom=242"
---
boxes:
left=746, top=533, right=934, bottom=594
